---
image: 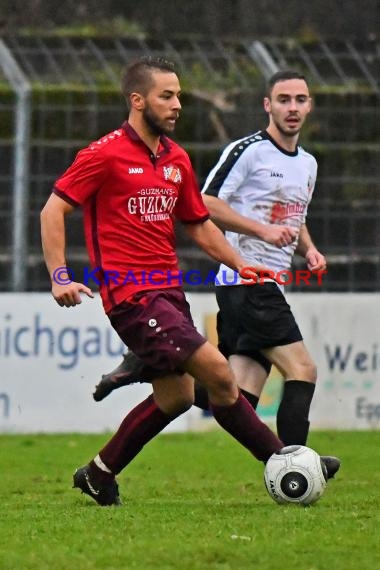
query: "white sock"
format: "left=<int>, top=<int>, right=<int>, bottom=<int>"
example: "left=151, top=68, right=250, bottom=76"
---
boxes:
left=94, top=454, right=112, bottom=473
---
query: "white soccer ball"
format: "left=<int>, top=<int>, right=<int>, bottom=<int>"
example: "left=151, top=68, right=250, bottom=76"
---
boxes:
left=264, top=445, right=328, bottom=505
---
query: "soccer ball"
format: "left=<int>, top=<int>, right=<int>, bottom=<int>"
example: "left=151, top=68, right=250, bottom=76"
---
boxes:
left=264, top=445, right=328, bottom=505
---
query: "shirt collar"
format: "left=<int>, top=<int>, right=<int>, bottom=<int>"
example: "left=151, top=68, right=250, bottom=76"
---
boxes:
left=264, top=130, right=299, bottom=157
left=122, top=121, right=171, bottom=154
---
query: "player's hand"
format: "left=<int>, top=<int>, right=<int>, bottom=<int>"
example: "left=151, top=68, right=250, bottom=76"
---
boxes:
left=259, top=224, right=297, bottom=248
left=305, top=248, right=326, bottom=271
left=52, top=281, right=94, bottom=307
left=238, top=262, right=277, bottom=284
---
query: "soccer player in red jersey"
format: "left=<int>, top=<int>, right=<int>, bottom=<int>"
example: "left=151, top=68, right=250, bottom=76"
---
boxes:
left=41, top=56, right=284, bottom=506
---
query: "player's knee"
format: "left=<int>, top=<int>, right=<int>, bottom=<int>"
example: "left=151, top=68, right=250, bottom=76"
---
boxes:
left=305, top=361, right=317, bottom=382
left=205, top=359, right=234, bottom=388
left=291, top=360, right=317, bottom=382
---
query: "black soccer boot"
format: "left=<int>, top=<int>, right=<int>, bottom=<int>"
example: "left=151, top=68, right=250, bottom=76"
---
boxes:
left=93, top=351, right=147, bottom=402
left=320, top=456, right=341, bottom=479
left=73, top=465, right=121, bottom=506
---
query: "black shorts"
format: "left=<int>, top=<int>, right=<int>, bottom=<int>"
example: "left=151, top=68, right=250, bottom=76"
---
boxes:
left=108, top=288, right=206, bottom=374
left=215, top=283, right=303, bottom=373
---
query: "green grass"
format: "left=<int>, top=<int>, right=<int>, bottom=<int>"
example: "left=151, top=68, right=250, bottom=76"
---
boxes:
left=1, top=430, right=380, bottom=570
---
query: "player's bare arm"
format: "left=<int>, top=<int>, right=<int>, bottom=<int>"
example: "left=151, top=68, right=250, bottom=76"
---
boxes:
left=296, top=223, right=326, bottom=271
left=184, top=218, right=247, bottom=273
left=40, top=193, right=94, bottom=307
left=185, top=219, right=278, bottom=279
left=203, top=194, right=297, bottom=247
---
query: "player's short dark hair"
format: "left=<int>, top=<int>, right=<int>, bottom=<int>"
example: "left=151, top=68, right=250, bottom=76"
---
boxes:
left=267, top=70, right=308, bottom=97
left=121, top=56, right=177, bottom=106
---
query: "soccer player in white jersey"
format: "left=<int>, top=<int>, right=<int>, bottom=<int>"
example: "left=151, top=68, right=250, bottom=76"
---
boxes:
left=200, top=69, right=324, bottom=449
left=93, top=70, right=340, bottom=479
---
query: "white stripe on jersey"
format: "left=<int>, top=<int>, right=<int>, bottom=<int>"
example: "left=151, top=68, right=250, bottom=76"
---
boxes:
left=202, top=131, right=318, bottom=284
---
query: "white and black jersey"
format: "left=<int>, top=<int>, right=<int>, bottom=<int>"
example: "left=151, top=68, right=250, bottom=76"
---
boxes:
left=202, top=130, right=317, bottom=285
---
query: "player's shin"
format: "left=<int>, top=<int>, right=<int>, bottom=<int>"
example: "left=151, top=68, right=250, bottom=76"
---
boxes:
left=97, top=394, right=180, bottom=474
left=210, top=391, right=282, bottom=462
left=194, top=383, right=259, bottom=411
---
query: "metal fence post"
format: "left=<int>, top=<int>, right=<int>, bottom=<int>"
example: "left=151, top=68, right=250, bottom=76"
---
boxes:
left=0, top=39, right=31, bottom=291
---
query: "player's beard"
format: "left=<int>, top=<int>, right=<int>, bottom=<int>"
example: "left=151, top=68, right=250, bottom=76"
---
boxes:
left=273, top=115, right=302, bottom=138
left=143, top=105, right=174, bottom=137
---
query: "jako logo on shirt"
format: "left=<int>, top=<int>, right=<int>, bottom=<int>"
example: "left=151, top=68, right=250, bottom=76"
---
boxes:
left=163, top=165, right=182, bottom=183
left=270, top=171, right=283, bottom=178
left=129, top=167, right=144, bottom=174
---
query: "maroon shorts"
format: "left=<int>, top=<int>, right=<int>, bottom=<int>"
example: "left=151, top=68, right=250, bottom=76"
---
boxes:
left=108, top=288, right=207, bottom=374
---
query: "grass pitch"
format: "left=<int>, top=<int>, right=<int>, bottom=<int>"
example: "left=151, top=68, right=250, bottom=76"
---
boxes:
left=1, top=430, right=380, bottom=570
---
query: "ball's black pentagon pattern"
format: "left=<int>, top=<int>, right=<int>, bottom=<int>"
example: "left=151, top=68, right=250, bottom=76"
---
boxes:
left=280, top=471, right=309, bottom=498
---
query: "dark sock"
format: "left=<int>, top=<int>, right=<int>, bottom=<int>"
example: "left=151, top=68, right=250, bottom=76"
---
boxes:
left=194, top=383, right=259, bottom=411
left=98, top=394, right=173, bottom=474
left=210, top=392, right=282, bottom=462
left=194, top=383, right=210, bottom=410
left=276, top=380, right=315, bottom=446
left=241, top=390, right=259, bottom=410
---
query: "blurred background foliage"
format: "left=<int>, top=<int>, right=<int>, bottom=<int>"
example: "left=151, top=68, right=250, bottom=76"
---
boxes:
left=0, top=0, right=379, bottom=291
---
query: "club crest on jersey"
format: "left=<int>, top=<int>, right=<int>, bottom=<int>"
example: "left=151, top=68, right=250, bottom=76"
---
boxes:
left=163, top=165, right=182, bottom=183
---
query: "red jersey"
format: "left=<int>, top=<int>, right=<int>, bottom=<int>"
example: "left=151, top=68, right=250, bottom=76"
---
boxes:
left=54, top=122, right=209, bottom=312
